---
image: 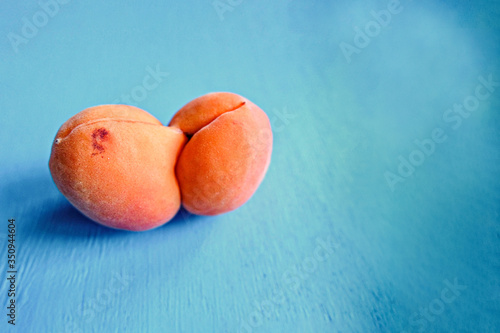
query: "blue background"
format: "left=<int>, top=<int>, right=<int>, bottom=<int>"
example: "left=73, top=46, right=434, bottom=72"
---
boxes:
left=1, top=0, right=499, bottom=332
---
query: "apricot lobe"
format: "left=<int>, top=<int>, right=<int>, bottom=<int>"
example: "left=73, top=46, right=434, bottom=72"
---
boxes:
left=170, top=92, right=273, bottom=216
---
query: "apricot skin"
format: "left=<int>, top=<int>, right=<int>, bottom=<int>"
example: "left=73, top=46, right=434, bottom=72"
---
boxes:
left=170, top=92, right=273, bottom=215
left=49, top=105, right=186, bottom=231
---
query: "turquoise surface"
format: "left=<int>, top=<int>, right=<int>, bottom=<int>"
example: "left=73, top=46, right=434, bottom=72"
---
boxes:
left=1, top=0, right=499, bottom=332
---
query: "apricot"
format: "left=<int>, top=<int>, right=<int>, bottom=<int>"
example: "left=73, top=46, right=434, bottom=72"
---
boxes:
left=49, top=105, right=186, bottom=231
left=49, top=93, right=272, bottom=231
left=170, top=92, right=273, bottom=215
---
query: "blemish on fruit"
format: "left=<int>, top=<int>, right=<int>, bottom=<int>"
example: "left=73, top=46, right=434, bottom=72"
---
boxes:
left=91, top=128, right=109, bottom=156
left=228, top=101, right=246, bottom=112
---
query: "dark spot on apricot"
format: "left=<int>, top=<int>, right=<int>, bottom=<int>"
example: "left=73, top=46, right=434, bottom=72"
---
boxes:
left=91, top=128, right=109, bottom=156
left=228, top=101, right=246, bottom=112
left=92, top=128, right=109, bottom=140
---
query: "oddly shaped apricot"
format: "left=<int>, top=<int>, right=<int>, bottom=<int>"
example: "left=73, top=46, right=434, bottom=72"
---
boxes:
left=49, top=94, right=272, bottom=231
left=170, top=92, right=273, bottom=215
left=49, top=105, right=186, bottom=231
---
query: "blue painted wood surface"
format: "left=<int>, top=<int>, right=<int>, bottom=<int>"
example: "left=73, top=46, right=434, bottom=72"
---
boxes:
left=1, top=0, right=499, bottom=332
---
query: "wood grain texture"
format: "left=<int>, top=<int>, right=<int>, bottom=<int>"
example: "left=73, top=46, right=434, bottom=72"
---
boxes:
left=1, top=0, right=500, bottom=332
